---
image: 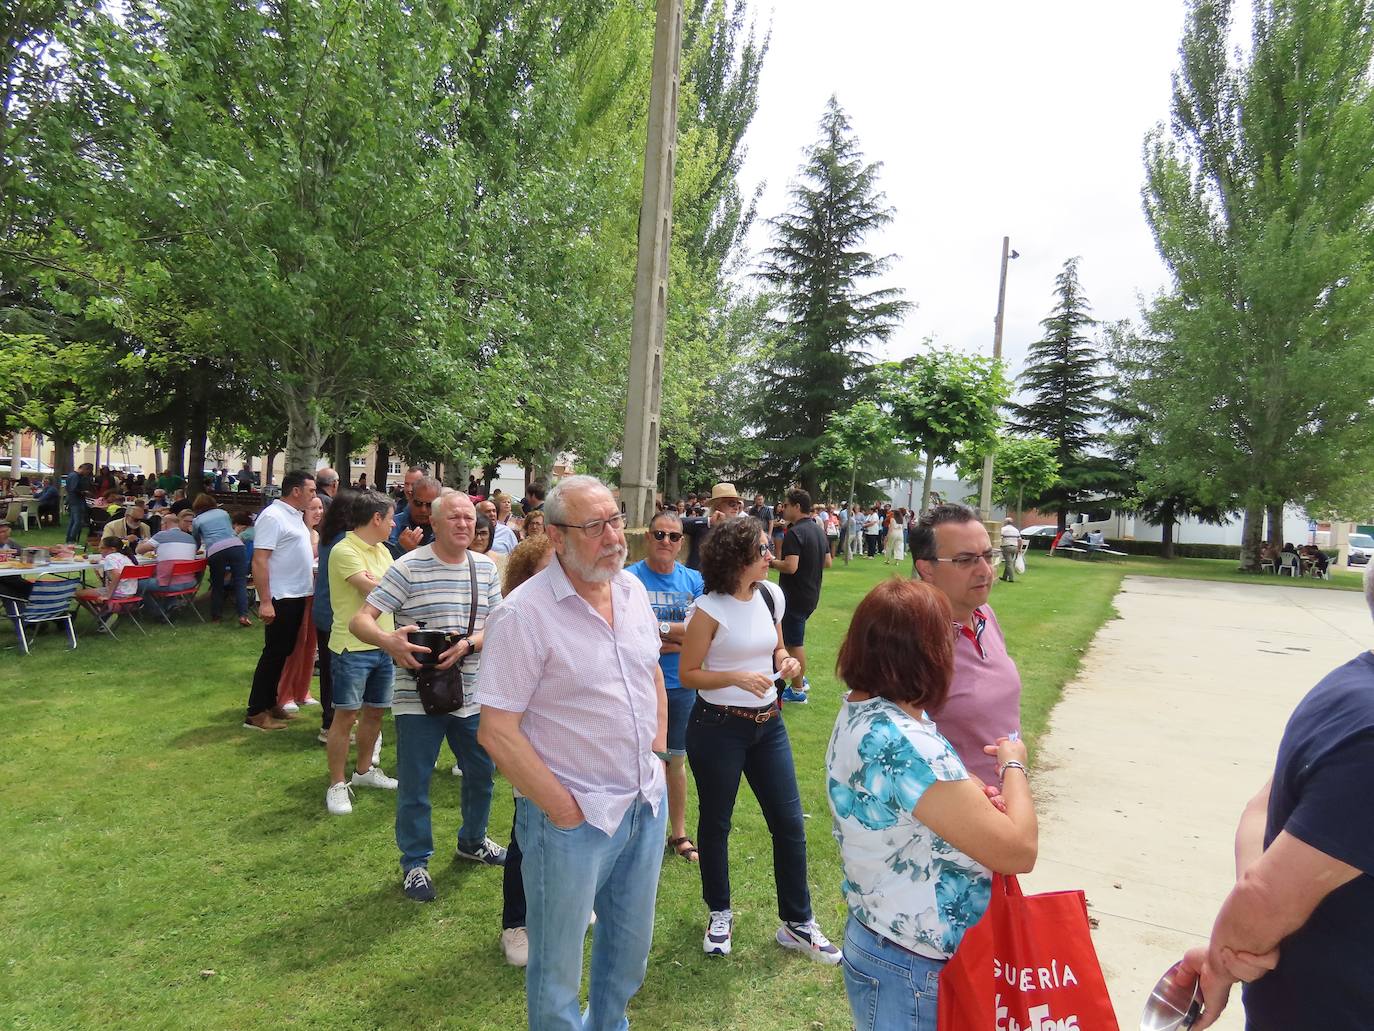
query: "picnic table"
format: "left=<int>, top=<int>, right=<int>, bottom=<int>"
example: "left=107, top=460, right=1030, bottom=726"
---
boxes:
left=0, top=560, right=96, bottom=580
left=1055, top=544, right=1129, bottom=561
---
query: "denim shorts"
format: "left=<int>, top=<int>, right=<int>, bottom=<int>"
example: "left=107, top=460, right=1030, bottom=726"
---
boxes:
left=781, top=608, right=811, bottom=647
left=330, top=648, right=394, bottom=709
left=666, top=688, right=695, bottom=755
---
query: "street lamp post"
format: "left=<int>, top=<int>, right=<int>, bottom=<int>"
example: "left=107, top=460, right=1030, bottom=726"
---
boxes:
left=978, top=236, right=1016, bottom=521
left=620, top=0, right=684, bottom=528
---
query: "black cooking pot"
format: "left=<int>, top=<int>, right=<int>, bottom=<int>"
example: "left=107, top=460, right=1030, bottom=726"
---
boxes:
left=407, top=623, right=452, bottom=667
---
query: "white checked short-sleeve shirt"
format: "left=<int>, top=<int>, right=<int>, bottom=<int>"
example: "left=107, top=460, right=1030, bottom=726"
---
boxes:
left=475, top=556, right=666, bottom=836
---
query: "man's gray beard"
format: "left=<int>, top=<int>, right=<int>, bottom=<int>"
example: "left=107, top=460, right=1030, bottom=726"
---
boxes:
left=562, top=542, right=627, bottom=583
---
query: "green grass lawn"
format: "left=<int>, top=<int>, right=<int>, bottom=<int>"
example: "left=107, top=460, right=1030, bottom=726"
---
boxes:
left=0, top=548, right=1183, bottom=1029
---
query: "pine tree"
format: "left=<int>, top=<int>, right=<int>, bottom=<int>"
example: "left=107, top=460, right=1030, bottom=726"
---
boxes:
left=1007, top=257, right=1112, bottom=530
left=753, top=97, right=910, bottom=496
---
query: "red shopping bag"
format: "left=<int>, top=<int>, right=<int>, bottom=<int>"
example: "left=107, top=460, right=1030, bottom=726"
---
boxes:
left=939, top=875, right=1119, bottom=1031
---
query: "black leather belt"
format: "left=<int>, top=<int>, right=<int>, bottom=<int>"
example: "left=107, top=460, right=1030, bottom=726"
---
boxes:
left=701, top=699, right=778, bottom=724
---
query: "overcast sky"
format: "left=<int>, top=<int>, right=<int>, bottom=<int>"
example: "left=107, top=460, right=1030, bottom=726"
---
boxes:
left=736, top=1, right=1240, bottom=380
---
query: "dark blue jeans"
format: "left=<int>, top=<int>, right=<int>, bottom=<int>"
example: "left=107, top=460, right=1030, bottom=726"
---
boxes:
left=395, top=711, right=494, bottom=871
left=685, top=699, right=812, bottom=923
left=207, top=544, right=249, bottom=619
left=65, top=504, right=86, bottom=544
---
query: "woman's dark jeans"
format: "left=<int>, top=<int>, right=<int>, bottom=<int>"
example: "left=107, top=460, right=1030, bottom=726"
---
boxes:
left=207, top=544, right=250, bottom=619
left=316, top=627, right=333, bottom=731
left=686, top=699, right=812, bottom=923
left=503, top=813, right=525, bottom=929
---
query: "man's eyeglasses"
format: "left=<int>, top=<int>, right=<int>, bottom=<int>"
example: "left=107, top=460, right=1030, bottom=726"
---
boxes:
left=928, top=550, right=998, bottom=568
left=651, top=530, right=683, bottom=543
left=411, top=499, right=433, bottom=508
left=553, top=513, right=626, bottom=538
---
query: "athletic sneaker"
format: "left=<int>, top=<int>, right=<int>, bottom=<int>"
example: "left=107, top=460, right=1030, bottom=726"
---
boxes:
left=455, top=837, right=507, bottom=866
left=402, top=866, right=436, bottom=903
left=781, top=686, right=809, bottom=704
left=316, top=729, right=329, bottom=744
left=500, top=927, right=529, bottom=967
left=350, top=766, right=398, bottom=790
left=451, top=764, right=463, bottom=777
left=776, top=920, right=841, bottom=965
left=301, top=696, right=320, bottom=707
left=704, top=909, right=733, bottom=956
left=280, top=701, right=299, bottom=713
left=325, top=782, right=353, bottom=816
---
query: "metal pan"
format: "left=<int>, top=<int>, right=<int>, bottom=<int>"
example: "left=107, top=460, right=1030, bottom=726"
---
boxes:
left=1140, top=960, right=1203, bottom=1030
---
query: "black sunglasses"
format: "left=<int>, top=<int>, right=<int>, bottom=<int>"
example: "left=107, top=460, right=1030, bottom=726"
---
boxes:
left=651, top=530, right=684, bottom=543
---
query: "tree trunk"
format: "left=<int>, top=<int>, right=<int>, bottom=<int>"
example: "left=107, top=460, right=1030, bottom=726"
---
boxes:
left=185, top=362, right=210, bottom=502
left=918, top=450, right=936, bottom=514
left=167, top=420, right=187, bottom=477
left=284, top=394, right=324, bottom=475
left=1016, top=486, right=1024, bottom=525
left=371, top=439, right=390, bottom=491
left=664, top=449, right=681, bottom=502
left=53, top=435, right=73, bottom=478
left=1159, top=499, right=1177, bottom=560
left=1240, top=500, right=1264, bottom=571
left=844, top=463, right=857, bottom=566
left=332, top=430, right=352, bottom=477
left=153, top=448, right=162, bottom=474
left=264, top=450, right=278, bottom=485
left=1266, top=501, right=1285, bottom=552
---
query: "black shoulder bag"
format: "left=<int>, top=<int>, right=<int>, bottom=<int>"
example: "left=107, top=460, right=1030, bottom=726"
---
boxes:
left=414, top=558, right=480, bottom=716
left=758, top=583, right=788, bottom=708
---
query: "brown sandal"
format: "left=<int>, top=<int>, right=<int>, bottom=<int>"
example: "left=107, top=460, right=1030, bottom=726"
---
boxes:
left=667, top=836, right=699, bottom=863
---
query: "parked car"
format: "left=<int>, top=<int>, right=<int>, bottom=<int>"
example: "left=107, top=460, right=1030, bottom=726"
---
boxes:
left=1019, top=524, right=1058, bottom=538
left=1348, top=533, right=1373, bottom=566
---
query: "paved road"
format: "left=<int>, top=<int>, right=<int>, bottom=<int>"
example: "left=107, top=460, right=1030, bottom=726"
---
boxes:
left=1020, top=576, right=1370, bottom=1030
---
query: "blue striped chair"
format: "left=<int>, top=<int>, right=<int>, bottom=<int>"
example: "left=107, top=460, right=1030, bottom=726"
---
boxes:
left=3, top=577, right=80, bottom=655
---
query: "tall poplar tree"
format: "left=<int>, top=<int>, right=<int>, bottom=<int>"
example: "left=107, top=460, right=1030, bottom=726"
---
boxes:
left=1141, top=0, right=1374, bottom=568
left=1007, top=257, right=1113, bottom=529
left=754, top=97, right=910, bottom=496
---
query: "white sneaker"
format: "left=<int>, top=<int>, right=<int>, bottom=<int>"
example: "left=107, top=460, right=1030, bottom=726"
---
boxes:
left=501, top=927, right=529, bottom=967
left=451, top=763, right=463, bottom=777
left=351, top=766, right=398, bottom=790
left=280, top=701, right=299, bottom=713
left=704, top=909, right=733, bottom=956
left=776, top=920, right=842, bottom=965
left=325, top=782, right=353, bottom=815
left=301, top=696, right=320, bottom=707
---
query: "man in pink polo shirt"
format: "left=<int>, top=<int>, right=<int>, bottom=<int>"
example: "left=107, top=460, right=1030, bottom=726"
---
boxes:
left=910, top=502, right=1022, bottom=786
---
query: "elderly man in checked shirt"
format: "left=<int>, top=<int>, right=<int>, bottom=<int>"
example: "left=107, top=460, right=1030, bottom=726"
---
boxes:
left=477, top=475, right=668, bottom=1031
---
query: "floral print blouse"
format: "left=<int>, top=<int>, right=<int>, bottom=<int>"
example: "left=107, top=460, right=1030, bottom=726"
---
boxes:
left=826, top=696, right=992, bottom=959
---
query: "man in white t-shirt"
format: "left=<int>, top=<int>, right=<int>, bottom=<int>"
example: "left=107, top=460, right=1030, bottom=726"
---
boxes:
left=243, top=470, right=317, bottom=731
left=999, top=518, right=1023, bottom=583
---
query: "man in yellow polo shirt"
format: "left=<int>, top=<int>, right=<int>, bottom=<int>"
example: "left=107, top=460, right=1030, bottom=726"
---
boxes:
left=325, top=492, right=400, bottom=816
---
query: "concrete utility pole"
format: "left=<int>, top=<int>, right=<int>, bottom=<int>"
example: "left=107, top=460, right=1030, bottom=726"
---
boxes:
left=621, top=0, right=684, bottom=528
left=979, top=236, right=1015, bottom=521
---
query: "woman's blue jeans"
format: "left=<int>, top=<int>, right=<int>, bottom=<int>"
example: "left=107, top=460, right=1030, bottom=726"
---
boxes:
left=841, top=916, right=945, bottom=1031
left=207, top=544, right=249, bottom=619
left=685, top=699, right=812, bottom=923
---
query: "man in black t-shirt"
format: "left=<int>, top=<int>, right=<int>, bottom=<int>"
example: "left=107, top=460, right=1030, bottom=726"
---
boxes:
left=768, top=488, right=830, bottom=705
left=1178, top=565, right=1374, bottom=1030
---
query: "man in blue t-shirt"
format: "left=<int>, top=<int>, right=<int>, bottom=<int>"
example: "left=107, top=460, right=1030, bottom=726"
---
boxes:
left=628, top=509, right=704, bottom=864
left=1179, top=564, right=1374, bottom=1030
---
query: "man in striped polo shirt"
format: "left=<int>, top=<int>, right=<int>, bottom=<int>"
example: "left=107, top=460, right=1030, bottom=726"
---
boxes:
left=349, top=489, right=507, bottom=903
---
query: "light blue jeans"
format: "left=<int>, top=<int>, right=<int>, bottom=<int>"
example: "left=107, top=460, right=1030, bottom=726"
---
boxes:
left=517, top=795, right=667, bottom=1031
left=395, top=711, right=493, bottom=871
left=841, top=915, right=945, bottom=1031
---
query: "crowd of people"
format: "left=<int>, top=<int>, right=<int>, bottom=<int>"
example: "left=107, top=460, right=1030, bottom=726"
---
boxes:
left=11, top=456, right=1368, bottom=1031
left=226, top=464, right=1051, bottom=1031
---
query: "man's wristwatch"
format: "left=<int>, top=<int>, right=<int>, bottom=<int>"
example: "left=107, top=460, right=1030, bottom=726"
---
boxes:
left=659, top=621, right=672, bottom=638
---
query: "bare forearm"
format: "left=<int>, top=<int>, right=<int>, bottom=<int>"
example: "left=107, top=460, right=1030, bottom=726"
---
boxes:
left=680, top=668, right=747, bottom=692
left=252, top=553, right=271, bottom=600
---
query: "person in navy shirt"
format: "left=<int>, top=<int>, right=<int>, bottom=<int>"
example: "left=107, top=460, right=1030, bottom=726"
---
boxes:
left=1180, top=563, right=1374, bottom=1030
left=628, top=509, right=705, bottom=863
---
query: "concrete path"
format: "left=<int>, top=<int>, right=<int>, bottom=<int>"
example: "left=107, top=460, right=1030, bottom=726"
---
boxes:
left=1020, top=576, right=1370, bottom=1030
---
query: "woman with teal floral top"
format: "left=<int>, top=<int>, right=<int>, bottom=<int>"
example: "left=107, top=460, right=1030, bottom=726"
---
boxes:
left=826, top=577, right=1038, bottom=1031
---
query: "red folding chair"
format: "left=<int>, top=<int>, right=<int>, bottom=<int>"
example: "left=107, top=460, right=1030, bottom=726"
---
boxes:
left=78, top=563, right=158, bottom=639
left=146, top=558, right=208, bottom=627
